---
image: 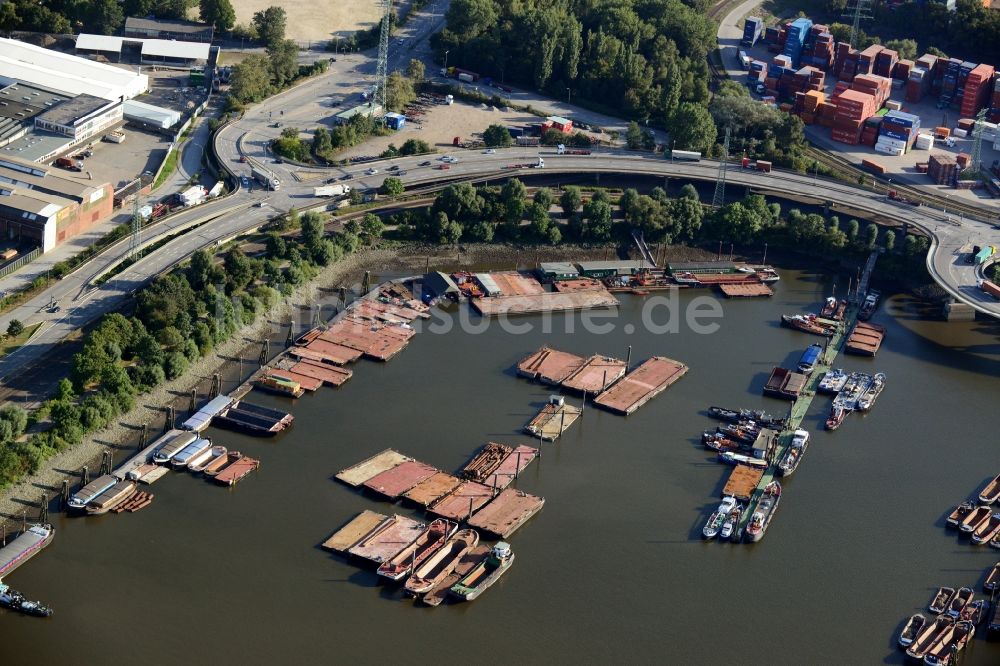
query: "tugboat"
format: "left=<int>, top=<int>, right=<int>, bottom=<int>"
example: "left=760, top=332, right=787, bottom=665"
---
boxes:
left=702, top=496, right=738, bottom=540
left=449, top=541, right=514, bottom=601
left=898, top=613, right=926, bottom=649
left=701, top=432, right=742, bottom=452
left=718, top=423, right=761, bottom=444
left=825, top=405, right=847, bottom=431
left=820, top=296, right=846, bottom=320
left=796, top=344, right=823, bottom=374
left=856, top=372, right=885, bottom=411
left=818, top=368, right=848, bottom=394
left=781, top=313, right=834, bottom=337
left=0, top=583, right=53, bottom=617
left=706, top=406, right=785, bottom=429
left=858, top=290, right=880, bottom=321
left=778, top=429, right=810, bottom=476
left=744, top=481, right=781, bottom=543
left=720, top=503, right=743, bottom=541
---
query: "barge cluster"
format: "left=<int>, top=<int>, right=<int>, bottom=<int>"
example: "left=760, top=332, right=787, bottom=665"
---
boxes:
left=326, top=442, right=546, bottom=606
left=943, top=473, right=1000, bottom=548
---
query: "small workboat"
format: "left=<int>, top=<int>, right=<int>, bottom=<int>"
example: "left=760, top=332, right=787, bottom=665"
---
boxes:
left=984, top=561, right=1000, bottom=593
left=0, top=583, right=53, bottom=618
left=825, top=405, right=846, bottom=431
left=703, top=496, right=738, bottom=540
left=959, top=599, right=989, bottom=625
left=701, top=432, right=741, bottom=452
left=188, top=446, right=227, bottom=474
left=778, top=429, right=809, bottom=477
left=377, top=519, right=455, bottom=582
left=856, top=372, right=885, bottom=411
left=818, top=368, right=848, bottom=393
left=171, top=437, right=212, bottom=469
left=898, top=613, right=926, bottom=649
left=905, top=614, right=954, bottom=662
left=781, top=313, right=834, bottom=337
left=946, top=587, right=974, bottom=619
left=744, top=481, right=781, bottom=543
left=85, top=480, right=136, bottom=516
left=960, top=506, right=993, bottom=534
left=796, top=344, right=823, bottom=374
left=449, top=541, right=515, bottom=601
left=858, top=290, right=880, bottom=320
left=204, top=451, right=241, bottom=478
left=946, top=502, right=975, bottom=528
left=972, top=513, right=1000, bottom=545
left=706, top=406, right=786, bottom=429
left=929, top=587, right=955, bottom=615
left=404, top=529, right=479, bottom=596
left=720, top=503, right=743, bottom=541
left=923, top=619, right=970, bottom=666
left=979, top=473, right=1000, bottom=504
left=718, top=451, right=767, bottom=468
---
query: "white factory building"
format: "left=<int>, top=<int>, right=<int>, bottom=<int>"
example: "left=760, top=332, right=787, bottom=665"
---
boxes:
left=0, top=37, right=148, bottom=101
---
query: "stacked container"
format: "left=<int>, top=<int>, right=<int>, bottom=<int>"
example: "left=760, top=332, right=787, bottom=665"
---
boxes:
left=765, top=26, right=782, bottom=52
left=960, top=64, right=995, bottom=117
left=940, top=58, right=962, bottom=107
left=742, top=16, right=764, bottom=47
left=906, top=67, right=930, bottom=103
left=748, top=60, right=767, bottom=83
left=894, top=59, right=913, bottom=81
left=831, top=89, right=878, bottom=144
left=852, top=74, right=892, bottom=107
left=860, top=116, right=882, bottom=147
left=801, top=90, right=825, bottom=124
left=874, top=49, right=898, bottom=78
left=928, top=154, right=959, bottom=185
left=856, top=45, right=883, bottom=78
left=782, top=18, right=812, bottom=68
left=914, top=133, right=935, bottom=150
left=876, top=110, right=921, bottom=155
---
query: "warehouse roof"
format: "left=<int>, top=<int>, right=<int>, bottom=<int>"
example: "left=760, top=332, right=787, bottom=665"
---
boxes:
left=0, top=161, right=96, bottom=202
left=36, top=93, right=113, bottom=127
left=0, top=82, right=70, bottom=121
left=75, top=34, right=124, bottom=52
left=140, top=39, right=210, bottom=60
left=123, top=99, right=181, bottom=127
left=0, top=189, right=65, bottom=217
left=539, top=262, right=579, bottom=275
left=0, top=38, right=147, bottom=100
left=0, top=131, right=75, bottom=163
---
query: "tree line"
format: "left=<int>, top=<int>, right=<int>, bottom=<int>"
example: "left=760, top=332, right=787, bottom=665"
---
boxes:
left=0, top=209, right=373, bottom=490
left=0, top=0, right=240, bottom=36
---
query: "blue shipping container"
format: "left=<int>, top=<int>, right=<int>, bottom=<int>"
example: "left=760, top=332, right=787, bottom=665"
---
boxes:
left=880, top=129, right=910, bottom=141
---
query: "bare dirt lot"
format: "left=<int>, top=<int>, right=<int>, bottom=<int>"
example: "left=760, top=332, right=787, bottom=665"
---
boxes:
left=231, top=0, right=382, bottom=43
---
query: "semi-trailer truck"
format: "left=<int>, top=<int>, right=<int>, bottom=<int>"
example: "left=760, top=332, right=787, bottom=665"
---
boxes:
left=313, top=184, right=351, bottom=197
left=251, top=165, right=281, bottom=191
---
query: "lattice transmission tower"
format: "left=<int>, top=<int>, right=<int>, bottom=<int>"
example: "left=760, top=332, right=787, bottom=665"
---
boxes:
left=375, top=0, right=393, bottom=122
left=964, top=108, right=988, bottom=179
left=129, top=187, right=142, bottom=259
left=842, top=0, right=874, bottom=49
left=712, top=127, right=731, bottom=208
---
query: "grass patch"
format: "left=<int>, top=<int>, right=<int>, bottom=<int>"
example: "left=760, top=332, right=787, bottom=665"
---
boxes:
left=0, top=322, right=42, bottom=358
left=152, top=148, right=178, bottom=190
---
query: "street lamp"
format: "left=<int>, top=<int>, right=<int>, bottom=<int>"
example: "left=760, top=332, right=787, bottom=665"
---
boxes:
left=443, top=50, right=449, bottom=73
left=566, top=88, right=572, bottom=105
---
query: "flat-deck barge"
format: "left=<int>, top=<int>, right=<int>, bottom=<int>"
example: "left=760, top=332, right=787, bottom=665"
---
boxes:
left=723, top=465, right=765, bottom=501
left=524, top=400, right=581, bottom=440
left=347, top=515, right=425, bottom=564
left=336, top=449, right=412, bottom=487
left=461, top=443, right=512, bottom=483
left=274, top=357, right=352, bottom=387
left=292, top=338, right=363, bottom=365
left=67, top=474, right=118, bottom=511
left=322, top=510, right=389, bottom=553
left=762, top=367, right=808, bottom=400
left=718, top=283, right=774, bottom=298
left=480, top=445, right=538, bottom=491
left=468, top=488, right=545, bottom=538
left=593, top=356, right=688, bottom=414
left=561, top=355, right=627, bottom=394
left=213, top=400, right=293, bottom=436
left=429, top=481, right=495, bottom=521
left=363, top=460, right=439, bottom=500
left=0, top=523, right=53, bottom=579
left=516, top=347, right=585, bottom=384
left=845, top=321, right=885, bottom=356
left=471, top=290, right=619, bottom=317
left=402, top=472, right=463, bottom=508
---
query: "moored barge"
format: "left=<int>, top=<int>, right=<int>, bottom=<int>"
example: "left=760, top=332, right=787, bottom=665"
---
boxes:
left=0, top=523, right=54, bottom=579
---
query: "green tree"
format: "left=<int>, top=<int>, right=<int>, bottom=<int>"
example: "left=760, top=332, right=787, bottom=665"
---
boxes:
left=406, top=58, right=425, bottom=81
left=0, top=2, right=19, bottom=32
left=6, top=319, right=24, bottom=338
left=583, top=199, right=613, bottom=240
left=300, top=212, right=325, bottom=248
left=229, top=54, right=272, bottom=104
left=670, top=103, right=717, bottom=153
left=885, top=38, right=918, bottom=61
left=224, top=247, right=255, bottom=292
left=199, top=0, right=235, bottom=31
left=847, top=219, right=860, bottom=243
left=680, top=183, right=699, bottom=200
left=626, top=121, right=642, bottom=149
left=268, top=40, right=299, bottom=87
left=360, top=213, right=385, bottom=241
left=865, top=223, right=879, bottom=250
left=381, top=177, right=404, bottom=197
left=399, top=138, right=430, bottom=155
left=559, top=186, right=582, bottom=217
left=482, top=124, right=513, bottom=147
left=385, top=72, right=416, bottom=111
left=253, top=6, right=287, bottom=47
left=884, top=229, right=896, bottom=252
left=533, top=188, right=553, bottom=210
left=86, top=0, right=124, bottom=35
left=500, top=179, right=527, bottom=223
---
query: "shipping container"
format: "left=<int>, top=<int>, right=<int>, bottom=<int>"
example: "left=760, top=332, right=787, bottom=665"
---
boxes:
left=861, top=159, right=887, bottom=174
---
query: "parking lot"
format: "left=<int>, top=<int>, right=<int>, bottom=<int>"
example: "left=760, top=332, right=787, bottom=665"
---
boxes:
left=67, top=129, right=170, bottom=193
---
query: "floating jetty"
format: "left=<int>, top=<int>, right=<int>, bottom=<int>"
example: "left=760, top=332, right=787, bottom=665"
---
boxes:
left=718, top=283, right=774, bottom=298
left=363, top=460, right=439, bottom=500
left=429, top=481, right=494, bottom=521
left=115, top=428, right=183, bottom=479
left=524, top=399, right=581, bottom=441
left=127, top=464, right=169, bottom=484
left=322, top=510, right=389, bottom=553
left=517, top=347, right=585, bottom=385
left=213, top=456, right=259, bottom=486
left=403, top=472, right=463, bottom=508
left=763, top=367, right=808, bottom=400
left=336, top=449, right=412, bottom=487
left=318, top=318, right=414, bottom=361
left=472, top=290, right=619, bottom=317
left=422, top=544, right=491, bottom=607
left=273, top=357, right=352, bottom=387
left=845, top=321, right=885, bottom=356
left=291, top=337, right=363, bottom=365
left=593, top=356, right=688, bottom=415
left=348, top=515, right=425, bottom=564
left=487, top=271, right=545, bottom=296
left=213, top=400, right=293, bottom=436
left=480, top=445, right=538, bottom=491
left=723, top=465, right=766, bottom=501
left=561, top=354, right=627, bottom=394
left=0, top=523, right=53, bottom=579
left=468, top=488, right=545, bottom=538
left=461, top=443, right=512, bottom=482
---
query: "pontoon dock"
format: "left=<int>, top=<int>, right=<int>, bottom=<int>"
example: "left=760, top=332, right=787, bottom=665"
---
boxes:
left=593, top=356, right=688, bottom=414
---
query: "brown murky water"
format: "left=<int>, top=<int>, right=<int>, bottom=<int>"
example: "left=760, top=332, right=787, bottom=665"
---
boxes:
left=4, top=268, right=1000, bottom=665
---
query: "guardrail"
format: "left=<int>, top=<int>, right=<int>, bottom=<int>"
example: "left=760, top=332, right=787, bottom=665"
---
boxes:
left=0, top=248, right=41, bottom=280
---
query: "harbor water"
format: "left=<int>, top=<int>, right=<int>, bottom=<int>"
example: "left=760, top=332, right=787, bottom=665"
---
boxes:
left=3, top=267, right=1000, bottom=665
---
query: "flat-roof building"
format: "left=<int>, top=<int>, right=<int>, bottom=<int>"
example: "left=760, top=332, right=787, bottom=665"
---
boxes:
left=124, top=17, right=214, bottom=43
left=335, top=103, right=384, bottom=125
left=576, top=260, right=649, bottom=279
left=0, top=82, right=70, bottom=148
left=0, top=156, right=113, bottom=251
left=123, top=99, right=181, bottom=129
left=0, top=38, right=148, bottom=101
left=76, top=34, right=211, bottom=68
left=537, top=262, right=580, bottom=281
left=34, top=93, right=122, bottom=141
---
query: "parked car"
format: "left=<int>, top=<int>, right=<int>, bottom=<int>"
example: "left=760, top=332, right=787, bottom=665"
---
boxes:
left=340, top=174, right=353, bottom=181
left=483, top=148, right=496, bottom=154
left=419, top=161, right=431, bottom=166
left=365, top=167, right=378, bottom=175
left=437, top=164, right=451, bottom=170
left=388, top=165, right=399, bottom=171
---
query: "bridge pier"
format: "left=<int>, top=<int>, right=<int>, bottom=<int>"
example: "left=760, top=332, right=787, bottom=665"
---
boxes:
left=943, top=300, right=976, bottom=321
